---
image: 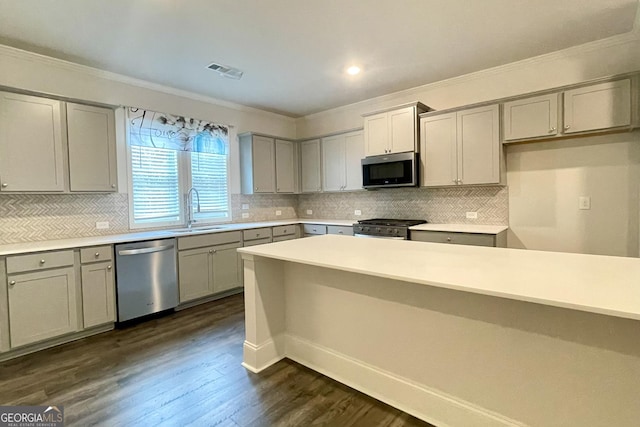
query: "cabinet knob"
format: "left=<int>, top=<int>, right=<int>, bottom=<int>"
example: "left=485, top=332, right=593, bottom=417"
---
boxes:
left=9, top=280, right=15, bottom=286
left=338, top=230, right=343, bottom=234
left=1, top=183, right=7, bottom=188
left=283, top=229, right=287, bottom=233
left=255, top=187, right=258, bottom=191
left=213, top=249, right=217, bottom=254
left=107, top=265, right=112, bottom=270
left=277, top=188, right=280, bottom=191
left=549, top=127, right=556, bottom=132
left=564, top=125, right=570, bottom=130
left=446, top=237, right=452, bottom=242
left=256, top=233, right=260, bottom=237
left=95, top=252, right=100, bottom=257
left=40, top=259, right=46, bottom=264
left=209, top=249, right=213, bottom=254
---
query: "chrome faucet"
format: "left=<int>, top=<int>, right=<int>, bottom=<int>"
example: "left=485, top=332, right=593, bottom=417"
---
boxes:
left=186, top=187, right=201, bottom=229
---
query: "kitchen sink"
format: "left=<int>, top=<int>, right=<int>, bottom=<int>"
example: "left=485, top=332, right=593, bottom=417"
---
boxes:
left=170, top=226, right=226, bottom=234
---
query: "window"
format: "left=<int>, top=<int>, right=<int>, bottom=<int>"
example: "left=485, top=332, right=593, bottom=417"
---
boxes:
left=127, top=107, right=230, bottom=229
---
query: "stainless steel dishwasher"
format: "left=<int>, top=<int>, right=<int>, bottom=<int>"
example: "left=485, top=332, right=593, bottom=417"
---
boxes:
left=115, top=238, right=178, bottom=322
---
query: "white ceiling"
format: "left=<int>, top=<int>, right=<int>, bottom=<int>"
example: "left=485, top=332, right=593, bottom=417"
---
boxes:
left=0, top=0, right=637, bottom=117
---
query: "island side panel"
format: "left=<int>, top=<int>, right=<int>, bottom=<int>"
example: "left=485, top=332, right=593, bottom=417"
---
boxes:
left=241, top=254, right=286, bottom=373
left=282, top=262, right=640, bottom=427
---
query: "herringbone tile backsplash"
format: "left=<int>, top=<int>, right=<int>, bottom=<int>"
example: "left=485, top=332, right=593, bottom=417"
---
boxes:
left=297, top=186, right=508, bottom=224
left=0, top=187, right=507, bottom=244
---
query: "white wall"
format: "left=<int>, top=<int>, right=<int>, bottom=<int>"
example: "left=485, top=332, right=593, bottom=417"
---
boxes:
left=0, top=44, right=297, bottom=194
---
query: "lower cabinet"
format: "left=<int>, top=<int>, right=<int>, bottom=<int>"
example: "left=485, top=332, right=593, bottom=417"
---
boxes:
left=410, top=230, right=506, bottom=247
left=178, top=238, right=242, bottom=304
left=327, top=225, right=354, bottom=236
left=81, top=262, right=115, bottom=328
left=8, top=267, right=79, bottom=348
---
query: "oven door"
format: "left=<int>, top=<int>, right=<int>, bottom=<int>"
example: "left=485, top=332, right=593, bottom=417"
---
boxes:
left=362, top=152, right=418, bottom=189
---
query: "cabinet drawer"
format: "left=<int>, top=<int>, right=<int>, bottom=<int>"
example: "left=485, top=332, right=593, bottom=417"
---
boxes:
left=243, top=228, right=272, bottom=241
left=6, top=250, right=75, bottom=274
left=272, top=225, right=297, bottom=237
left=273, top=235, right=297, bottom=243
left=410, top=231, right=496, bottom=247
left=243, top=237, right=273, bottom=247
left=80, top=245, right=113, bottom=264
left=303, top=224, right=327, bottom=235
left=327, top=225, right=354, bottom=236
left=178, top=231, right=242, bottom=251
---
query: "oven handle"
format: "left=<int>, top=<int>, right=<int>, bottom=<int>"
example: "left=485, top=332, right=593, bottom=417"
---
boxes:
left=354, top=233, right=406, bottom=240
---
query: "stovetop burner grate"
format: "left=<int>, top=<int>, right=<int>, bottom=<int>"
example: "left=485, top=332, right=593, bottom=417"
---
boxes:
left=357, top=218, right=427, bottom=227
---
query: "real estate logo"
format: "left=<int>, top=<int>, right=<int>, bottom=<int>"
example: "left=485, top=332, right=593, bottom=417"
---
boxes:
left=0, top=405, right=64, bottom=427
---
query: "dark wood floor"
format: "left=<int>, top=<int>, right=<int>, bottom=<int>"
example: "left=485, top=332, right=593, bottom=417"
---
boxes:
left=0, top=294, right=433, bottom=426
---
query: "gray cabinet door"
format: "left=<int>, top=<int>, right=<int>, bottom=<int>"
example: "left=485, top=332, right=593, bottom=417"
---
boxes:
left=67, top=103, right=117, bottom=192
left=81, top=261, right=115, bottom=328
left=8, top=267, right=78, bottom=348
left=364, top=112, right=388, bottom=156
left=563, top=79, right=631, bottom=134
left=344, top=131, right=364, bottom=191
left=411, top=231, right=496, bottom=247
left=252, top=136, right=276, bottom=193
left=275, top=139, right=295, bottom=193
left=457, top=105, right=500, bottom=185
left=503, top=93, right=558, bottom=141
left=421, top=112, right=458, bottom=187
left=212, top=245, right=242, bottom=293
left=178, top=247, right=213, bottom=303
left=389, top=106, right=416, bottom=154
left=0, top=92, right=65, bottom=192
left=300, top=139, right=321, bottom=193
left=321, top=134, right=345, bottom=192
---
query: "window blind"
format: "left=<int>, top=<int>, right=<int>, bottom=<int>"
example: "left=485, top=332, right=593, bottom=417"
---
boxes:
left=131, top=145, right=181, bottom=223
left=191, top=152, right=230, bottom=219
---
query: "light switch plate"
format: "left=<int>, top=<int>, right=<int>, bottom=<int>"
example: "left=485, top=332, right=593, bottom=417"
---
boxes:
left=579, top=196, right=591, bottom=210
left=275, top=210, right=282, bottom=216
left=96, top=221, right=109, bottom=230
left=241, top=203, right=249, bottom=210
left=306, top=209, right=313, bottom=215
left=354, top=210, right=362, bottom=216
left=466, top=212, right=478, bottom=219
left=242, top=213, right=249, bottom=219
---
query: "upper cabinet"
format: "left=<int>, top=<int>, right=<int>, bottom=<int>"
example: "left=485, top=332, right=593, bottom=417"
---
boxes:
left=0, top=91, right=118, bottom=193
left=563, top=79, right=631, bottom=134
left=67, top=103, right=117, bottom=192
left=0, top=92, right=66, bottom=192
left=239, top=133, right=297, bottom=194
left=363, top=102, right=431, bottom=156
left=421, top=104, right=502, bottom=187
left=321, top=130, right=364, bottom=192
left=503, top=78, right=635, bottom=143
left=300, top=139, right=321, bottom=193
left=503, top=93, right=559, bottom=141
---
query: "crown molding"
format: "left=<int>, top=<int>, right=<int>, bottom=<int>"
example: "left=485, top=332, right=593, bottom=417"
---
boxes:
left=0, top=44, right=296, bottom=124
left=299, top=28, right=640, bottom=122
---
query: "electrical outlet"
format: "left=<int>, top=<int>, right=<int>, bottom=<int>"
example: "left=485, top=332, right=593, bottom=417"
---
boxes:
left=354, top=209, right=362, bottom=216
left=306, top=209, right=313, bottom=215
left=466, top=211, right=478, bottom=219
left=96, top=221, right=109, bottom=230
left=579, top=196, right=591, bottom=210
left=275, top=210, right=282, bottom=216
left=242, top=212, right=249, bottom=219
left=241, top=203, right=249, bottom=210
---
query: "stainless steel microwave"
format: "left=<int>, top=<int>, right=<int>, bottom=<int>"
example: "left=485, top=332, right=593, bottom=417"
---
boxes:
left=362, top=152, right=419, bottom=189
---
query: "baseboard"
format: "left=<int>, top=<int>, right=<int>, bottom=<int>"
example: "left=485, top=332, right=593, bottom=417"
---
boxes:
left=285, top=334, right=527, bottom=427
left=242, top=334, right=286, bottom=373
left=0, top=323, right=114, bottom=362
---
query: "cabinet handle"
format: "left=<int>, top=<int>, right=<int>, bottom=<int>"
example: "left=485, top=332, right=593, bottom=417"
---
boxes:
left=1, top=183, right=7, bottom=188
left=256, top=233, right=260, bottom=237
left=95, top=252, right=100, bottom=257
left=338, top=230, right=343, bottom=234
left=40, top=259, right=46, bottom=264
left=107, top=265, right=112, bottom=270
left=9, top=280, right=15, bottom=286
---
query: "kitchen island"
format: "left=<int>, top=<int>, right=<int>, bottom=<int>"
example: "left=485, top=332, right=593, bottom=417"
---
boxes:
left=238, top=235, right=640, bottom=427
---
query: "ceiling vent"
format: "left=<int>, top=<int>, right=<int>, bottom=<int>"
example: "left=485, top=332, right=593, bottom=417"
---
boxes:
left=207, top=62, right=244, bottom=80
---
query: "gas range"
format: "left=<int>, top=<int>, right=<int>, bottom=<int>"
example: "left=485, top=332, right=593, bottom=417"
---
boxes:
left=353, top=218, right=427, bottom=240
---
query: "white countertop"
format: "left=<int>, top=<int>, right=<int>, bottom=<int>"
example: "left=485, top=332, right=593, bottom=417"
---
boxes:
left=238, top=235, right=640, bottom=321
left=0, top=218, right=355, bottom=256
left=409, top=224, right=508, bottom=234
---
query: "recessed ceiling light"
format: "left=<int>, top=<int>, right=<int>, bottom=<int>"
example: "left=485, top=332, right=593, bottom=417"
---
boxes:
left=346, top=65, right=361, bottom=75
